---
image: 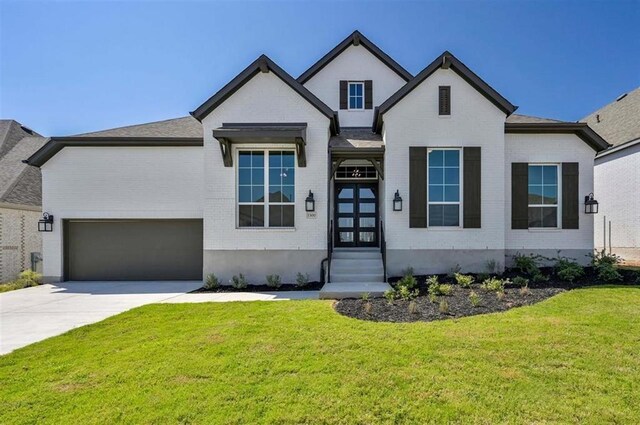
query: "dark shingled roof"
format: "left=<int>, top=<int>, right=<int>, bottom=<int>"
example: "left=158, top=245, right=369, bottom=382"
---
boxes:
left=0, top=121, right=46, bottom=207
left=329, top=128, right=383, bottom=149
left=581, top=87, right=640, bottom=147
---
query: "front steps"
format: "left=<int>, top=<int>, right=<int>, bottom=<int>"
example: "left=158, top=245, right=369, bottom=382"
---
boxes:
left=320, top=248, right=392, bottom=299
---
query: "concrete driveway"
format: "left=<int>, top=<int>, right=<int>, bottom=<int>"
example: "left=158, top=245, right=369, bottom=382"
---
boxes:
left=0, top=281, right=201, bottom=355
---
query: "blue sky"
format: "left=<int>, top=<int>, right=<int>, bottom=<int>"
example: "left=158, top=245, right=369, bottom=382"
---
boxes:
left=1, top=0, right=638, bottom=135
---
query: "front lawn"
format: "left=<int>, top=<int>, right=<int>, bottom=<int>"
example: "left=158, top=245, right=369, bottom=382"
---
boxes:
left=1, top=287, right=639, bottom=424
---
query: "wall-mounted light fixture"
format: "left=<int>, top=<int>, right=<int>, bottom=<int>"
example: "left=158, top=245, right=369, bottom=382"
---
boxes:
left=393, top=190, right=403, bottom=211
left=305, top=191, right=315, bottom=212
left=584, top=193, right=599, bottom=214
left=38, top=212, right=54, bottom=232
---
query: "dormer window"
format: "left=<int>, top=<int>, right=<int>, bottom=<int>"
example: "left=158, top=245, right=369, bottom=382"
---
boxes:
left=348, top=82, right=364, bottom=110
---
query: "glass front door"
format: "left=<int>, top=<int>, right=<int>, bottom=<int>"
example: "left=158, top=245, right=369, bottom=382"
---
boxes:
left=334, top=183, right=378, bottom=247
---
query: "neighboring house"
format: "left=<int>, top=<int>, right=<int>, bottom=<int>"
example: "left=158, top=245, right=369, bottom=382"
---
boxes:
left=0, top=120, right=46, bottom=282
left=25, top=31, right=608, bottom=296
left=583, top=87, right=640, bottom=262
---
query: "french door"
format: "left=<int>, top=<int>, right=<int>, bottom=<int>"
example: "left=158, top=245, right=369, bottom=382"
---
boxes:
left=334, top=183, right=378, bottom=247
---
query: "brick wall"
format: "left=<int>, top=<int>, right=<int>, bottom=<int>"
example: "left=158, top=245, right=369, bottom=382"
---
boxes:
left=0, top=207, right=42, bottom=282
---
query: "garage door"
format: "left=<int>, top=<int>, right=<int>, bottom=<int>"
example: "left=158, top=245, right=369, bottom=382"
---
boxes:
left=64, top=219, right=203, bottom=281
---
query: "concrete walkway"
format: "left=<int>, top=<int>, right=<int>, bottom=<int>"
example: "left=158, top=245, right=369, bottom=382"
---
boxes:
left=0, top=281, right=320, bottom=355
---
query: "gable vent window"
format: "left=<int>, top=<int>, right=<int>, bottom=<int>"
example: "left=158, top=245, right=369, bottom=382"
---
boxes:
left=439, top=86, right=451, bottom=116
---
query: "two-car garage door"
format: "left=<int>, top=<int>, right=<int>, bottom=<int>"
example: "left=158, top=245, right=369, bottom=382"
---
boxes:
left=64, top=219, right=203, bottom=281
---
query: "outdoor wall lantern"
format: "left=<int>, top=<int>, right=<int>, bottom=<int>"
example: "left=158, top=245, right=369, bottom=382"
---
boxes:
left=38, top=212, right=54, bottom=232
left=305, top=191, right=315, bottom=212
left=393, top=190, right=403, bottom=211
left=584, top=193, right=599, bottom=214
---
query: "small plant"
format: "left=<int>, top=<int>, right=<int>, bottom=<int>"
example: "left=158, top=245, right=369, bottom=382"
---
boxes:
left=231, top=273, right=248, bottom=289
left=266, top=274, right=282, bottom=288
left=482, top=277, right=506, bottom=292
left=520, top=285, right=531, bottom=296
left=397, top=274, right=418, bottom=290
left=402, top=266, right=415, bottom=277
left=361, top=293, right=372, bottom=314
left=591, top=249, right=622, bottom=282
left=454, top=273, right=474, bottom=288
left=383, top=289, right=397, bottom=304
left=513, top=276, right=529, bottom=288
left=204, top=274, right=220, bottom=290
left=485, top=259, right=499, bottom=275
left=361, top=292, right=370, bottom=302
left=408, top=300, right=418, bottom=314
left=496, top=290, right=506, bottom=301
left=398, top=285, right=419, bottom=301
left=448, top=264, right=462, bottom=277
left=532, top=272, right=549, bottom=283
left=477, top=273, right=489, bottom=282
left=426, top=275, right=445, bottom=295
left=513, top=253, right=541, bottom=276
left=428, top=292, right=438, bottom=303
left=469, top=290, right=481, bottom=307
left=439, top=299, right=449, bottom=314
left=18, top=269, right=42, bottom=283
left=295, top=272, right=310, bottom=288
left=555, top=258, right=584, bottom=283
left=437, top=284, right=453, bottom=296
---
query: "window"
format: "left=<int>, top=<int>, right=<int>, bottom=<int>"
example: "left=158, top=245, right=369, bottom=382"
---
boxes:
left=528, top=164, right=558, bottom=228
left=238, top=150, right=295, bottom=228
left=428, top=149, right=460, bottom=226
left=439, top=86, right=451, bottom=116
left=348, top=82, right=364, bottom=110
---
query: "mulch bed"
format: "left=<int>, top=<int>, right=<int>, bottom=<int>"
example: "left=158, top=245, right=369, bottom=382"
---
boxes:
left=335, top=267, right=640, bottom=323
left=193, top=281, right=323, bottom=293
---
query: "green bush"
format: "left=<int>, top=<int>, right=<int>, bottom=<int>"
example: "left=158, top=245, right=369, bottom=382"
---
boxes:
left=204, top=274, right=220, bottom=290
left=513, top=253, right=541, bottom=276
left=469, top=290, right=480, bottom=307
left=0, top=269, right=42, bottom=293
left=532, top=273, right=549, bottom=283
left=231, top=273, right=248, bottom=289
left=296, top=272, right=310, bottom=288
left=485, top=259, right=499, bottom=274
left=397, top=274, right=418, bottom=290
left=438, top=284, right=453, bottom=296
left=428, top=292, right=438, bottom=303
left=397, top=285, right=419, bottom=301
left=482, top=277, right=506, bottom=292
left=266, top=274, right=281, bottom=288
left=591, top=250, right=623, bottom=283
left=454, top=273, right=474, bottom=288
left=383, top=289, right=397, bottom=304
left=402, top=266, right=415, bottom=277
left=555, top=258, right=584, bottom=282
left=18, top=269, right=42, bottom=283
left=513, top=276, right=529, bottom=288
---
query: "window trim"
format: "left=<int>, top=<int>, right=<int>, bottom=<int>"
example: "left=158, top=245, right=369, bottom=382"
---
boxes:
left=347, top=81, right=365, bottom=111
left=426, top=147, right=463, bottom=228
left=236, top=148, right=296, bottom=229
left=527, top=163, right=561, bottom=230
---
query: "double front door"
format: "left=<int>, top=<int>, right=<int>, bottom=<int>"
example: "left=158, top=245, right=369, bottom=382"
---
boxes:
left=334, top=183, right=378, bottom=247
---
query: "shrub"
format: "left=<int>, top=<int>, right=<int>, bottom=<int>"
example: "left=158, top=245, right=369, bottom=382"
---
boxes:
left=204, top=274, right=220, bottom=290
left=532, top=272, right=549, bottom=283
left=383, top=289, right=397, bottom=304
left=397, top=274, right=418, bottom=291
left=428, top=292, right=438, bottom=303
left=266, top=274, right=281, bottom=288
left=513, top=276, right=529, bottom=288
left=18, top=269, right=42, bottom=283
left=437, top=284, right=453, bottom=296
left=448, top=264, right=461, bottom=277
left=485, top=259, right=500, bottom=275
left=591, top=249, right=622, bottom=282
left=426, top=275, right=447, bottom=296
left=231, top=273, right=248, bottom=289
left=555, top=258, right=584, bottom=282
left=513, top=253, right=541, bottom=276
left=469, top=290, right=480, bottom=307
left=408, top=300, right=418, bottom=314
left=454, top=273, right=474, bottom=288
left=398, top=285, right=419, bottom=301
left=361, top=292, right=370, bottom=302
left=477, top=273, right=489, bottom=282
left=402, top=266, right=415, bottom=277
left=296, top=272, right=310, bottom=288
left=439, top=299, right=449, bottom=314
left=482, top=277, right=506, bottom=292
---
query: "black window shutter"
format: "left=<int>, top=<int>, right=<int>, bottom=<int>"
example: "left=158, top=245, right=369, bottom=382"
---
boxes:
left=364, top=80, right=373, bottom=109
left=439, top=86, right=451, bottom=115
left=511, top=163, right=529, bottom=229
left=339, top=81, right=348, bottom=110
left=409, top=147, right=427, bottom=228
left=562, top=163, right=579, bottom=229
left=463, top=147, right=481, bottom=228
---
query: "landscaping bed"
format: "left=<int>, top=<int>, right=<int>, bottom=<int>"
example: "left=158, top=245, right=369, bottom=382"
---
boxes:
left=193, top=281, right=322, bottom=293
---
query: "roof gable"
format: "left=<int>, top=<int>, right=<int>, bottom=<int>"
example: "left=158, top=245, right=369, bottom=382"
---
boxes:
left=297, top=30, right=412, bottom=84
left=375, top=51, right=517, bottom=132
left=191, top=55, right=339, bottom=134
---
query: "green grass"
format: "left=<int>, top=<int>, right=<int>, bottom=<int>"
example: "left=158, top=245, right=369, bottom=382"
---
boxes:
left=1, top=287, right=639, bottom=424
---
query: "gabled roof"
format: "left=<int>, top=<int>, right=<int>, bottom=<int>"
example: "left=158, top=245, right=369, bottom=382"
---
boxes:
left=191, top=54, right=339, bottom=135
left=374, top=51, right=517, bottom=132
left=74, top=116, right=202, bottom=138
left=505, top=121, right=610, bottom=152
left=297, top=30, right=413, bottom=84
left=581, top=86, right=640, bottom=148
left=0, top=121, right=46, bottom=207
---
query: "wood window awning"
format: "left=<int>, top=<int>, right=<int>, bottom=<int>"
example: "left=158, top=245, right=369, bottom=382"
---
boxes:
left=212, top=123, right=307, bottom=167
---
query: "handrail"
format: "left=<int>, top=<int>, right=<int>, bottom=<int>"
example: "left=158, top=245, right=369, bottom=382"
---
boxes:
left=380, top=219, right=387, bottom=282
left=327, top=219, right=334, bottom=283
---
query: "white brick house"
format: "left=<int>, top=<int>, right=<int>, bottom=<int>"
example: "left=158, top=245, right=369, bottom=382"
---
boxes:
left=26, top=31, right=609, bottom=294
